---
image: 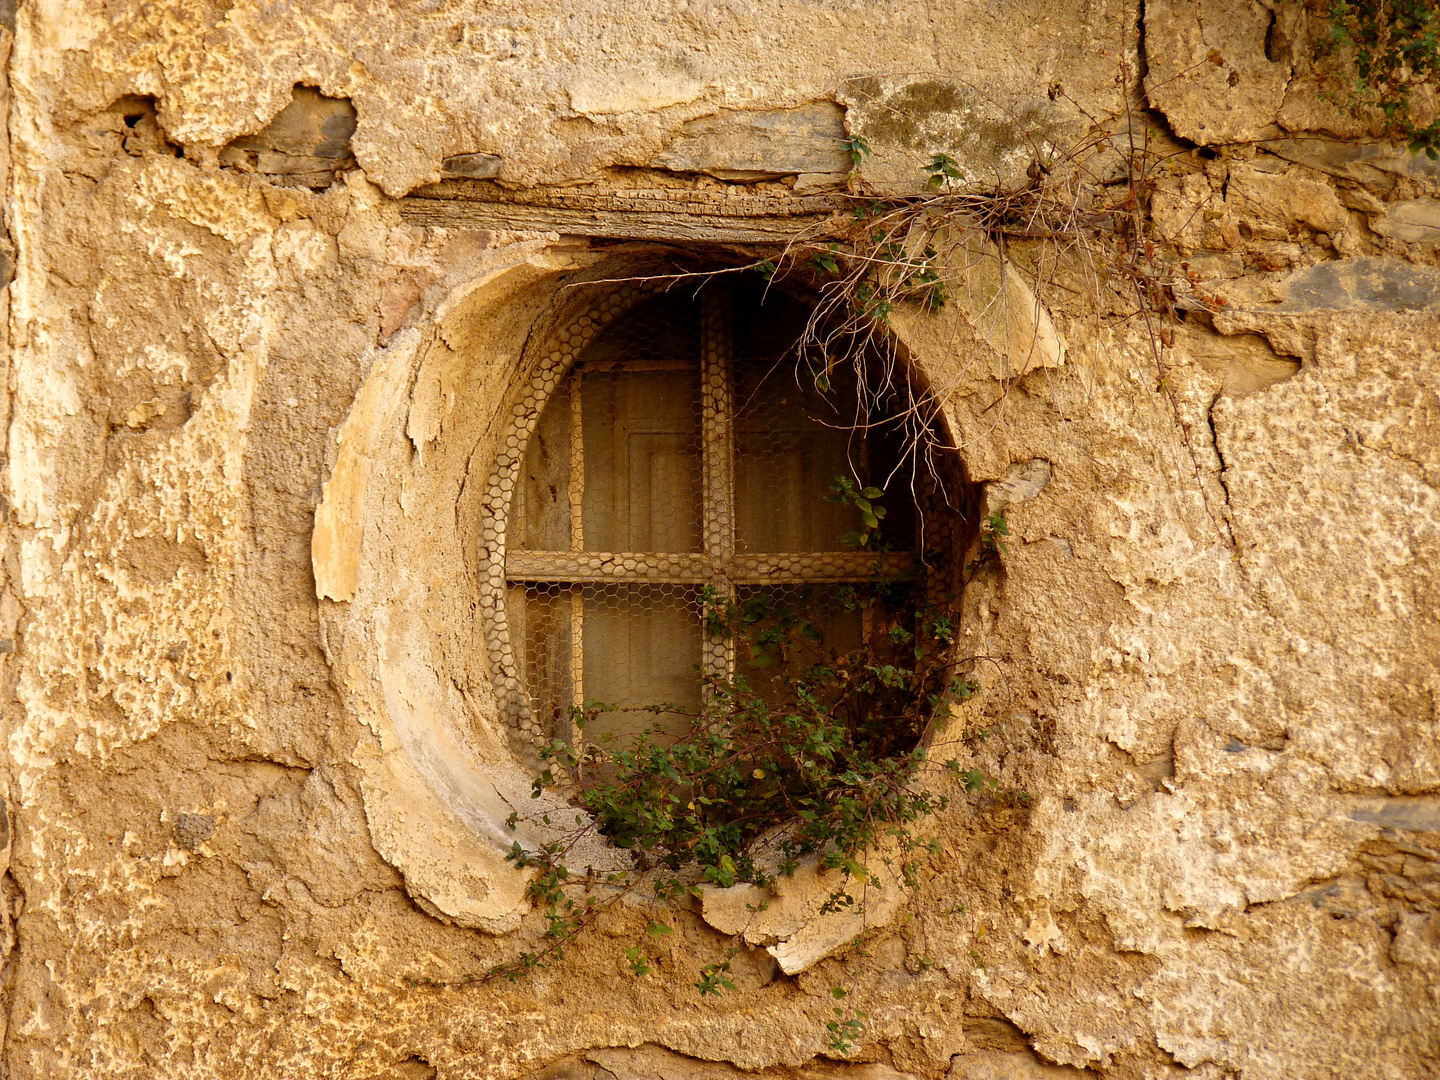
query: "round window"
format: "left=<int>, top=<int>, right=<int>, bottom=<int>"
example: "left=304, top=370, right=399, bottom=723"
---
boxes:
left=479, top=273, right=967, bottom=756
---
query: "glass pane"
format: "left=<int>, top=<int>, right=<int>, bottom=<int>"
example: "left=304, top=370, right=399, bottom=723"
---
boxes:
left=582, top=368, right=702, bottom=552
left=508, top=380, right=571, bottom=551
left=581, top=584, right=702, bottom=746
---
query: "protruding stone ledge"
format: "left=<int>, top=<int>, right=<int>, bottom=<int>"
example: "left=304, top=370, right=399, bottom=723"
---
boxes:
left=649, top=103, right=851, bottom=181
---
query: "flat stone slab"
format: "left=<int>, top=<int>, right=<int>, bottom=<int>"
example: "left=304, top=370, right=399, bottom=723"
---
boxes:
left=1261, top=137, right=1440, bottom=190
left=1344, top=796, right=1440, bottom=835
left=1272, top=256, right=1440, bottom=312
left=1370, top=198, right=1440, bottom=245
left=837, top=75, right=1074, bottom=195
left=650, top=103, right=850, bottom=181
left=440, top=151, right=503, bottom=180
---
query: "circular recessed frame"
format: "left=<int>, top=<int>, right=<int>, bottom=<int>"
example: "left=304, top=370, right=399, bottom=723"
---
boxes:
left=312, top=247, right=976, bottom=941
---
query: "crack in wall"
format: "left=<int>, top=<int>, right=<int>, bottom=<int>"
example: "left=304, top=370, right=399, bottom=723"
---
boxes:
left=2, top=2, right=1438, bottom=1077
left=1205, top=391, right=1237, bottom=533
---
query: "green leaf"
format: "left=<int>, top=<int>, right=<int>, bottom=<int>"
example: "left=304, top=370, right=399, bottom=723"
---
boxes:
left=842, top=133, right=872, bottom=168
left=624, top=946, right=653, bottom=977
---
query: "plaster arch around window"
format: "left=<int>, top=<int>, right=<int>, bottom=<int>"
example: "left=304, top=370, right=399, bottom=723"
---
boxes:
left=310, top=242, right=1015, bottom=949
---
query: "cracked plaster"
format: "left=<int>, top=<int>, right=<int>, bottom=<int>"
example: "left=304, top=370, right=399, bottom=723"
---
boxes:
left=0, top=2, right=1435, bottom=1079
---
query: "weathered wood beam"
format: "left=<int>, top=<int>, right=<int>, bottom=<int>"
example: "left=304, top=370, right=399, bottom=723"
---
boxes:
left=504, top=549, right=914, bottom=585
left=401, top=180, right=847, bottom=242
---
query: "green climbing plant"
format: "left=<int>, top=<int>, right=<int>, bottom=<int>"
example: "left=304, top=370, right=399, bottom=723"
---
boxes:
left=1307, top=0, right=1440, bottom=157
left=482, top=480, right=994, bottom=1020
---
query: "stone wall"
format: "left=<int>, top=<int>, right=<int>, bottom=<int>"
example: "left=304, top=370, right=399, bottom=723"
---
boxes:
left=0, top=1, right=1436, bottom=1078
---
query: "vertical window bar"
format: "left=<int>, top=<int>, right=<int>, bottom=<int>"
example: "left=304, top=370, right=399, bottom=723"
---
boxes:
left=699, top=286, right=735, bottom=684
left=568, top=370, right=586, bottom=742
left=858, top=434, right=874, bottom=647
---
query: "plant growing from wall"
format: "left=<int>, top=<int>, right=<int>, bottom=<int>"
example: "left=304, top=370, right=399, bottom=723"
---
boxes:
left=473, top=101, right=1195, bottom=1019
left=752, top=79, right=1233, bottom=543
left=1304, top=0, right=1440, bottom=157
left=446, top=61, right=1243, bottom=1049
left=476, top=71, right=1265, bottom=1005
left=478, top=483, right=995, bottom=1042
left=599, top=64, right=1234, bottom=541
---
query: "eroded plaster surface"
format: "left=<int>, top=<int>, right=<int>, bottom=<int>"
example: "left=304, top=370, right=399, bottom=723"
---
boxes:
left=0, top=1, right=1437, bottom=1078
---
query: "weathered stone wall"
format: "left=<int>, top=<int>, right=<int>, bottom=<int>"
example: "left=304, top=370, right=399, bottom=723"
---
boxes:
left=0, top=1, right=1436, bottom=1078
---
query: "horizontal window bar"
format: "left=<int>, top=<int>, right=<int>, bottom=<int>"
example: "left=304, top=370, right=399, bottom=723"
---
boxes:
left=504, top=550, right=914, bottom=585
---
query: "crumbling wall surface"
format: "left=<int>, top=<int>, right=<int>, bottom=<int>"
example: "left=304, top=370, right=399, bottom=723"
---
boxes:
left=0, top=1, right=1437, bottom=1079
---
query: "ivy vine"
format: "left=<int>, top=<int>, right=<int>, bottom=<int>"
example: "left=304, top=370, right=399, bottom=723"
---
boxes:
left=481, top=483, right=1007, bottom=1025
left=1306, top=0, right=1440, bottom=157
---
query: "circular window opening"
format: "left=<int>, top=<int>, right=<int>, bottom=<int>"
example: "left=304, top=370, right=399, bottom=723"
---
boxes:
left=481, top=270, right=974, bottom=775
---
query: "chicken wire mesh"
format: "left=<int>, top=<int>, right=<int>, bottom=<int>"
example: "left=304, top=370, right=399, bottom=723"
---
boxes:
left=728, top=584, right=865, bottom=694
left=498, top=275, right=957, bottom=750
left=505, top=582, right=704, bottom=746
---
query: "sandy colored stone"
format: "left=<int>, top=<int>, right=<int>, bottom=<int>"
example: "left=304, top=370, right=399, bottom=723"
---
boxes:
left=1370, top=197, right=1440, bottom=245
left=1144, top=0, right=1292, bottom=145
left=1225, top=162, right=1351, bottom=236
left=838, top=77, right=1077, bottom=196
left=1262, top=136, right=1440, bottom=191
left=650, top=104, right=850, bottom=181
left=697, top=852, right=911, bottom=975
left=0, top=2, right=1436, bottom=1079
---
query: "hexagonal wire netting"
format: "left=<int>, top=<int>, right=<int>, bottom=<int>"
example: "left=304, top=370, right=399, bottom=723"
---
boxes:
left=487, top=273, right=965, bottom=752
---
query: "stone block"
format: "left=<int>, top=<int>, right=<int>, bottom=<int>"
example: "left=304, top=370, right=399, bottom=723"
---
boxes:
left=226, top=86, right=355, bottom=158
left=441, top=152, right=503, bottom=180
left=985, top=459, right=1052, bottom=511
left=1345, top=796, right=1440, bottom=834
left=650, top=103, right=850, bottom=181
left=838, top=76, right=1073, bottom=195
left=586, top=1046, right=919, bottom=1079
left=219, top=85, right=356, bottom=186
left=1144, top=0, right=1291, bottom=145
left=697, top=848, right=909, bottom=974
left=1261, top=137, right=1440, bottom=191
left=1265, top=255, right=1440, bottom=312
left=171, top=812, right=216, bottom=851
left=1225, top=162, right=1350, bottom=235
left=1369, top=197, right=1440, bottom=244
left=1177, top=327, right=1300, bottom=395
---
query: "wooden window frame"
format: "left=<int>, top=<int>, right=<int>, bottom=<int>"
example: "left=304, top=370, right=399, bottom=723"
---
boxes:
left=479, top=281, right=918, bottom=747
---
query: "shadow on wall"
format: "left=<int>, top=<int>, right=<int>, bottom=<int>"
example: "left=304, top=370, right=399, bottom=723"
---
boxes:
left=218, top=85, right=357, bottom=189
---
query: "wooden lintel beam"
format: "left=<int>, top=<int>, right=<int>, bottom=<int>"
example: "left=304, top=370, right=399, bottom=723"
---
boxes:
left=400, top=182, right=848, bottom=243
